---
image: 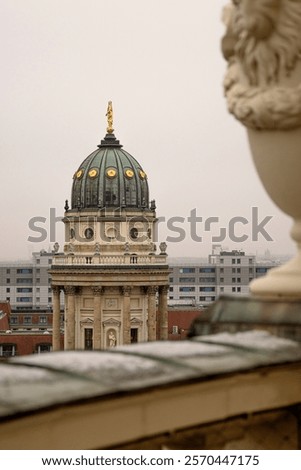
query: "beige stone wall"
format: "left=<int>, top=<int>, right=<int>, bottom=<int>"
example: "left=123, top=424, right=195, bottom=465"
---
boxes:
left=63, top=208, right=158, bottom=256
left=114, top=408, right=299, bottom=450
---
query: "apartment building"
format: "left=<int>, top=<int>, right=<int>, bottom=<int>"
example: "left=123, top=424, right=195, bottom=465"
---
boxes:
left=0, top=250, right=63, bottom=312
left=169, top=250, right=276, bottom=307
left=0, top=250, right=277, bottom=314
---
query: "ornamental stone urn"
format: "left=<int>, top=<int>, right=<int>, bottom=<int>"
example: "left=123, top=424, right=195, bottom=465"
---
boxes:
left=222, top=0, right=301, bottom=298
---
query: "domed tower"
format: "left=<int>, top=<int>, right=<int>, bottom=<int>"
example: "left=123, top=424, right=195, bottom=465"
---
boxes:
left=51, top=103, right=170, bottom=350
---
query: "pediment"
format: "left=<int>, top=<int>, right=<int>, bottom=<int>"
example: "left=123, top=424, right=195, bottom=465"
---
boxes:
left=80, top=317, right=94, bottom=325
left=130, top=317, right=143, bottom=325
left=102, top=317, right=121, bottom=327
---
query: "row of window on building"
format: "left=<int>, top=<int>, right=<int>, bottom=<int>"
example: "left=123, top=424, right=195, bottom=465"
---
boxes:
left=0, top=343, right=51, bottom=357
left=10, top=315, right=49, bottom=325
left=171, top=277, right=252, bottom=288
left=172, top=268, right=267, bottom=280
left=168, top=260, right=272, bottom=305
left=178, top=260, right=255, bottom=273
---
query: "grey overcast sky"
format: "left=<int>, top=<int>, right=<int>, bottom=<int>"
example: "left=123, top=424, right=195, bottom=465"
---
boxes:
left=0, top=0, right=295, bottom=261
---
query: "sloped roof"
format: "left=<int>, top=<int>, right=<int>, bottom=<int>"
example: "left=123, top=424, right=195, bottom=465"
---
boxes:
left=0, top=330, right=301, bottom=421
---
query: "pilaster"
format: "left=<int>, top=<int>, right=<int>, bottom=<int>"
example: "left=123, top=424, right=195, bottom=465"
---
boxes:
left=147, top=286, right=158, bottom=341
left=159, top=285, right=169, bottom=340
left=51, top=286, right=61, bottom=351
left=122, top=286, right=132, bottom=345
left=92, top=286, right=104, bottom=349
left=64, top=286, right=76, bottom=350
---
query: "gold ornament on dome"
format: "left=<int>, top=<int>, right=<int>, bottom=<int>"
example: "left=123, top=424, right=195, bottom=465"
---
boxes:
left=125, top=169, right=134, bottom=179
left=106, top=168, right=117, bottom=178
left=106, top=101, right=114, bottom=134
left=88, top=168, right=98, bottom=179
left=139, top=170, right=146, bottom=179
left=76, top=169, right=84, bottom=179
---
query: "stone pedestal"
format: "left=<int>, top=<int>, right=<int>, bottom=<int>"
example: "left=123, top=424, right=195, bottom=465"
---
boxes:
left=188, top=295, right=301, bottom=342
left=222, top=0, right=301, bottom=299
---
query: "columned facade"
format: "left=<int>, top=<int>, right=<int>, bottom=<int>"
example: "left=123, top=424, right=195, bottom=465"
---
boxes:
left=51, top=276, right=169, bottom=350
left=50, top=110, right=170, bottom=350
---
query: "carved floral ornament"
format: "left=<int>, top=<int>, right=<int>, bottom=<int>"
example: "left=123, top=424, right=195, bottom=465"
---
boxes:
left=64, top=286, right=77, bottom=295
left=51, top=286, right=61, bottom=295
left=92, top=286, right=104, bottom=295
left=147, top=286, right=158, bottom=295
left=121, top=286, right=132, bottom=296
left=222, top=0, right=301, bottom=130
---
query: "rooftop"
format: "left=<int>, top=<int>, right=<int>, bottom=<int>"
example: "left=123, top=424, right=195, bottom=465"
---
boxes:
left=0, top=330, right=300, bottom=449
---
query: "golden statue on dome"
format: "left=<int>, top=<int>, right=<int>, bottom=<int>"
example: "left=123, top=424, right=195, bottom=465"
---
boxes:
left=106, top=101, right=114, bottom=134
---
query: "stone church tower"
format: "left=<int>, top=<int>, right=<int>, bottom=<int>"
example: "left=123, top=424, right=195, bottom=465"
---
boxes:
left=50, top=104, right=170, bottom=350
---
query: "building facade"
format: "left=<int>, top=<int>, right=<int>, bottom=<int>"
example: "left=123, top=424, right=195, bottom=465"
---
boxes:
left=0, top=332, right=57, bottom=358
left=169, top=250, right=276, bottom=307
left=0, top=300, right=62, bottom=357
left=0, top=251, right=63, bottom=311
left=0, top=250, right=275, bottom=316
left=0, top=250, right=276, bottom=319
left=50, top=112, right=170, bottom=351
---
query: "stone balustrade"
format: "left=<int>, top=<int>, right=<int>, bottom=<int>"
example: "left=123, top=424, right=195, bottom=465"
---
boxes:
left=52, top=253, right=167, bottom=266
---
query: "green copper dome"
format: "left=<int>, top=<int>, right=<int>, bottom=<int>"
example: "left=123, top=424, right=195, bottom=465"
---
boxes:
left=71, top=133, right=149, bottom=210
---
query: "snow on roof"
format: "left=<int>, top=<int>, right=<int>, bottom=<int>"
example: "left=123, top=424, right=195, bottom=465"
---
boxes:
left=0, top=331, right=300, bottom=420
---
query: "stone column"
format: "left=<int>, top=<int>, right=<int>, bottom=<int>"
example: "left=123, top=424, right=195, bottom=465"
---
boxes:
left=159, top=285, right=169, bottom=340
left=51, top=286, right=61, bottom=351
left=147, top=286, right=158, bottom=341
left=122, top=286, right=131, bottom=345
left=92, top=286, right=103, bottom=350
left=64, top=286, right=76, bottom=350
